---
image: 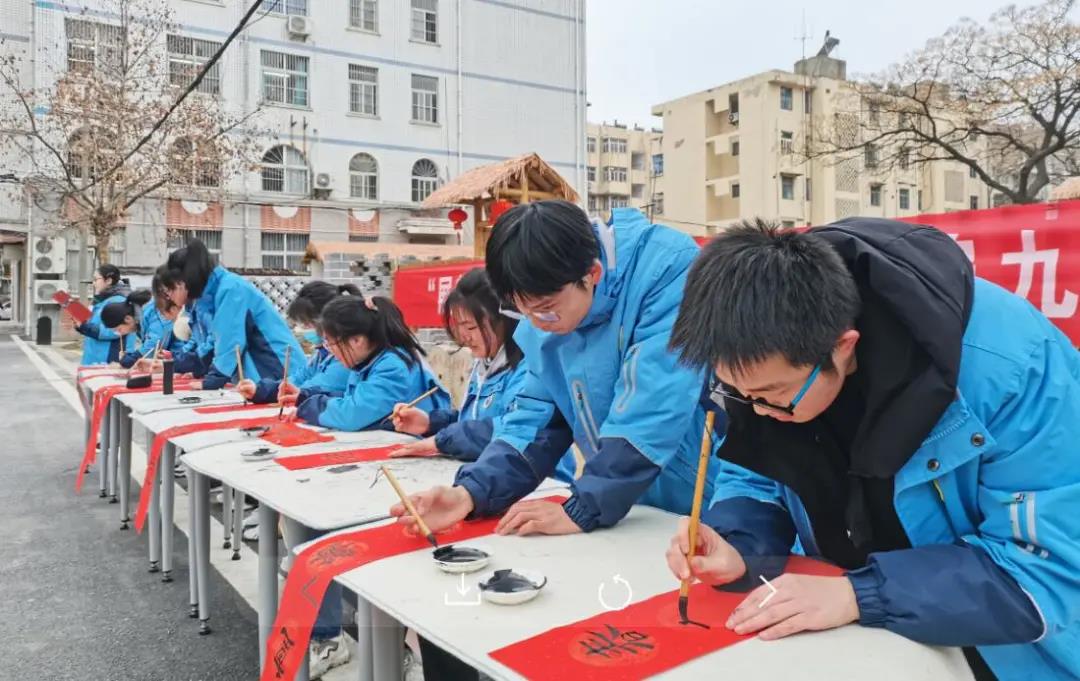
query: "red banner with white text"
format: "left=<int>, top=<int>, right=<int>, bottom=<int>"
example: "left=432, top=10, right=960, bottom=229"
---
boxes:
left=393, top=260, right=484, bottom=329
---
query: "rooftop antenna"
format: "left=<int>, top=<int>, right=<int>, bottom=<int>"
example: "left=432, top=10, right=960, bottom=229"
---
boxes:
left=795, top=10, right=810, bottom=61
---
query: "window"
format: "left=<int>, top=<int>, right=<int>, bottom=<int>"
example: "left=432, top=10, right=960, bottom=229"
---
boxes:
left=969, top=166, right=977, bottom=179
left=653, top=192, right=664, bottom=215
left=780, top=86, right=793, bottom=111
left=349, top=153, right=378, bottom=199
left=261, top=0, right=308, bottom=15
left=261, top=145, right=309, bottom=194
left=728, top=92, right=739, bottom=116
left=603, top=166, right=627, bottom=182
left=782, top=220, right=796, bottom=228
left=780, top=131, right=794, bottom=155
left=864, top=144, right=879, bottom=170
left=970, top=195, right=979, bottom=210
left=898, top=147, right=910, bottom=170
left=602, top=137, right=628, bottom=154
left=631, top=183, right=644, bottom=199
left=349, top=0, right=378, bottom=31
left=731, top=182, right=740, bottom=198
left=261, top=232, right=309, bottom=271
left=868, top=101, right=881, bottom=126
left=631, top=153, right=645, bottom=171
left=804, top=90, right=812, bottom=114
left=918, top=189, right=924, bottom=211
left=805, top=178, right=812, bottom=200
left=870, top=184, right=882, bottom=207
left=587, top=196, right=597, bottom=212
left=731, top=139, right=740, bottom=156
left=587, top=137, right=596, bottom=153
left=65, top=19, right=123, bottom=74
left=349, top=64, right=378, bottom=116
left=167, top=35, right=223, bottom=95
left=261, top=50, right=309, bottom=107
left=781, top=175, right=795, bottom=201
left=411, top=74, right=439, bottom=124
left=67, top=130, right=101, bottom=181
left=411, top=158, right=439, bottom=203
left=652, top=154, right=664, bottom=176
left=170, top=138, right=221, bottom=188
left=899, top=188, right=911, bottom=210
left=611, top=197, right=628, bottom=209
left=411, top=0, right=438, bottom=43
left=595, top=195, right=609, bottom=212
left=168, top=229, right=222, bottom=255
left=587, top=166, right=596, bottom=182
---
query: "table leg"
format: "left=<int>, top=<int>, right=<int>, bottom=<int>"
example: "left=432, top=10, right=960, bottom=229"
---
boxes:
left=221, top=483, right=233, bottom=550
left=118, top=407, right=132, bottom=530
left=147, top=429, right=162, bottom=573
left=98, top=400, right=111, bottom=498
left=257, top=504, right=279, bottom=667
left=232, top=492, right=244, bottom=561
left=355, top=597, right=374, bottom=681
left=187, top=474, right=199, bottom=618
left=194, top=469, right=212, bottom=635
left=161, top=443, right=176, bottom=583
left=371, top=605, right=403, bottom=681
left=108, top=402, right=120, bottom=503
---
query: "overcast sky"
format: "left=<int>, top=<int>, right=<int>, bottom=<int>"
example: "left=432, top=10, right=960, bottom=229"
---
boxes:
left=585, top=0, right=1047, bottom=127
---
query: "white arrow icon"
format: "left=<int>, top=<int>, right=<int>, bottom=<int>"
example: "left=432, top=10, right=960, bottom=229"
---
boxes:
left=444, top=573, right=481, bottom=606
left=758, top=575, right=778, bottom=607
left=598, top=574, right=633, bottom=611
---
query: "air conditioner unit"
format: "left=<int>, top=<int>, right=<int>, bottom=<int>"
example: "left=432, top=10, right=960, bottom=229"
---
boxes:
left=728, top=112, right=740, bottom=125
left=35, top=279, right=68, bottom=305
left=32, top=236, right=67, bottom=274
left=314, top=172, right=332, bottom=189
left=287, top=15, right=311, bottom=39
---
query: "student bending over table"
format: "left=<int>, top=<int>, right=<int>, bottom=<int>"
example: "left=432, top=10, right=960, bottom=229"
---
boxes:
left=75, top=264, right=136, bottom=365
left=665, top=218, right=1080, bottom=681
left=100, top=289, right=184, bottom=369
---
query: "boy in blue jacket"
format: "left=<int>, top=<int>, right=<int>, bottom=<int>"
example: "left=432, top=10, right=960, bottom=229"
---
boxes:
left=665, top=219, right=1080, bottom=681
left=391, top=202, right=765, bottom=537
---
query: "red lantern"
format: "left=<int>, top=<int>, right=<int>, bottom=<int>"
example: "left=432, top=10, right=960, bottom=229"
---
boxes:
left=448, top=207, right=468, bottom=230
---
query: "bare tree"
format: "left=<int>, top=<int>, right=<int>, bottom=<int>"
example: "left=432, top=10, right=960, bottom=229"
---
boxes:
left=0, top=0, right=260, bottom=274
left=810, top=0, right=1080, bottom=204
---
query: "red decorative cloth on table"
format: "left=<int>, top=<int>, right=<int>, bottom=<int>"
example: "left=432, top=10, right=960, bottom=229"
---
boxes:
left=488, top=556, right=843, bottom=681
left=273, top=445, right=398, bottom=471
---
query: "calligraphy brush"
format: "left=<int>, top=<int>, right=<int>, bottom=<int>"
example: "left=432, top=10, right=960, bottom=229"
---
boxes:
left=151, top=341, right=162, bottom=362
left=278, top=346, right=291, bottom=420
left=234, top=345, right=245, bottom=383
left=380, top=465, right=438, bottom=548
left=378, top=386, right=440, bottom=425
left=679, top=410, right=716, bottom=629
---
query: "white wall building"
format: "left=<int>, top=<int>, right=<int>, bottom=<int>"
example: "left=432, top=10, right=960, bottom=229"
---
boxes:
left=0, top=0, right=586, bottom=330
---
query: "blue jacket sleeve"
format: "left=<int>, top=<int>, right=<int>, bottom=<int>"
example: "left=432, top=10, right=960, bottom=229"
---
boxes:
left=119, top=352, right=139, bottom=369
left=296, top=358, right=410, bottom=431
left=846, top=542, right=1043, bottom=646
left=455, top=370, right=575, bottom=516
left=425, top=408, right=460, bottom=436
left=703, top=495, right=796, bottom=591
left=435, top=418, right=495, bottom=461
left=566, top=247, right=706, bottom=532
left=77, top=320, right=106, bottom=339
left=252, top=378, right=281, bottom=404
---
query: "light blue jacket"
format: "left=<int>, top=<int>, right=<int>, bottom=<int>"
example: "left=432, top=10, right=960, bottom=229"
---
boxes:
left=427, top=359, right=529, bottom=461
left=78, top=289, right=136, bottom=365
left=194, top=266, right=305, bottom=390
left=708, top=280, right=1080, bottom=679
left=172, top=303, right=215, bottom=377
left=296, top=348, right=450, bottom=431
left=456, top=209, right=761, bottom=530
left=138, top=304, right=182, bottom=357
left=250, top=346, right=352, bottom=404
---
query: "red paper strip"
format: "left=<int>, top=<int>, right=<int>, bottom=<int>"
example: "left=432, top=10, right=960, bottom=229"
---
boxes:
left=133, top=415, right=282, bottom=533
left=258, top=422, right=334, bottom=448
left=274, top=446, right=398, bottom=471
left=489, top=556, right=842, bottom=681
left=75, top=380, right=194, bottom=492
left=54, top=290, right=92, bottom=323
left=195, top=402, right=280, bottom=415
left=260, top=496, right=564, bottom=681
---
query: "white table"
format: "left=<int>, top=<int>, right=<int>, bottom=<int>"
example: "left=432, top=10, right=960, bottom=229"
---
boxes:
left=184, top=432, right=455, bottom=681
left=332, top=505, right=975, bottom=681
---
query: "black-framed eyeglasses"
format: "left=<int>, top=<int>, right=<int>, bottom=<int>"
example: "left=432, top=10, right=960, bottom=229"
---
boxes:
left=709, top=364, right=822, bottom=416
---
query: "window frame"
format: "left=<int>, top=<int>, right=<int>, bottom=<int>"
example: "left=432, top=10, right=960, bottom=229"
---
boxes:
left=261, top=145, right=310, bottom=195
left=349, top=152, right=379, bottom=200
left=410, top=0, right=438, bottom=44
left=349, top=0, right=379, bottom=32
left=260, top=49, right=310, bottom=107
left=348, top=63, right=379, bottom=116
left=411, top=74, right=439, bottom=124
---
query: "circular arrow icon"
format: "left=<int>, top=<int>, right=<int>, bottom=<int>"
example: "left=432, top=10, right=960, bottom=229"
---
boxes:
left=597, top=574, right=633, bottom=611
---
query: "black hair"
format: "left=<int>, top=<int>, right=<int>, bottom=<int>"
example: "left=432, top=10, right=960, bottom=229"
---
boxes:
left=670, top=219, right=861, bottom=376
left=286, top=281, right=362, bottom=326
left=101, top=289, right=153, bottom=329
left=97, top=264, right=122, bottom=287
left=319, top=295, right=425, bottom=367
left=153, top=238, right=217, bottom=311
left=485, top=200, right=599, bottom=301
left=442, top=268, right=523, bottom=368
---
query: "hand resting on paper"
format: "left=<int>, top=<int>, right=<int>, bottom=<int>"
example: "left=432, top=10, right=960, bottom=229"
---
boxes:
left=388, top=436, right=440, bottom=458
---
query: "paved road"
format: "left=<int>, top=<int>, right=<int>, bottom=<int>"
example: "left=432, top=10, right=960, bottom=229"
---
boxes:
left=0, top=336, right=260, bottom=680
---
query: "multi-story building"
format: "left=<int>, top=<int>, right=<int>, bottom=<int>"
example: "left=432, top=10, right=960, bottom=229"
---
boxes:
left=585, top=121, right=661, bottom=221
left=0, top=0, right=586, bottom=327
left=650, top=53, right=990, bottom=237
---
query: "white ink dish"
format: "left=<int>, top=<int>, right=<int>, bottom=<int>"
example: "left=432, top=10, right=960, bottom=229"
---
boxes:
left=478, top=568, right=547, bottom=605
left=433, top=543, right=492, bottom=574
